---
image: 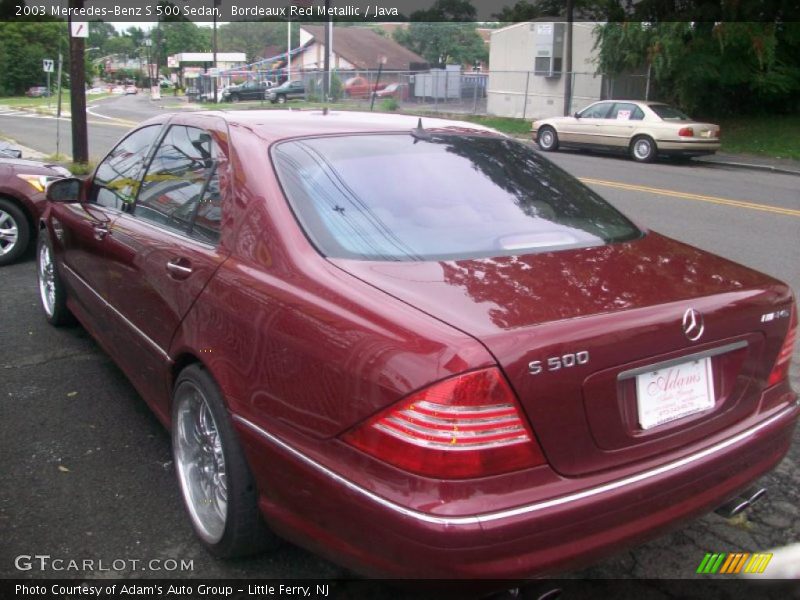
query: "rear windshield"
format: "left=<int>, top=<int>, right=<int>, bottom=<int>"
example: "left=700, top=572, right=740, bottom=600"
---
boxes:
left=272, top=133, right=641, bottom=261
left=650, top=104, right=691, bottom=120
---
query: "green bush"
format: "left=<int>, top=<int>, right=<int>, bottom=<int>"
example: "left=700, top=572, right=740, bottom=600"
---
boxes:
left=329, top=72, right=342, bottom=101
left=380, top=97, right=399, bottom=112
left=306, top=73, right=343, bottom=102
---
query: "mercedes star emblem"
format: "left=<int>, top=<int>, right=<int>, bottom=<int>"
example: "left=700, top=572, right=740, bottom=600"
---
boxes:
left=682, top=308, right=705, bottom=341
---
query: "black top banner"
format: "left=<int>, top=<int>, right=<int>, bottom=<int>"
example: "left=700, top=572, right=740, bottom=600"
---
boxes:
left=3, top=0, right=800, bottom=23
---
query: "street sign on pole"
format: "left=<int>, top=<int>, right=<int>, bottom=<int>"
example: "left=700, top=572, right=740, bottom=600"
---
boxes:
left=56, top=53, right=63, bottom=159
left=70, top=22, right=89, bottom=38
left=43, top=60, right=53, bottom=109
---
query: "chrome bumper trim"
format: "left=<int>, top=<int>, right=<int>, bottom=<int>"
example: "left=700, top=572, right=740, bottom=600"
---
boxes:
left=233, top=403, right=797, bottom=527
left=618, top=340, right=748, bottom=380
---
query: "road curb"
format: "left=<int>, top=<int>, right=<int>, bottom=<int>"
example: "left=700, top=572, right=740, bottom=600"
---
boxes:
left=694, top=159, right=800, bottom=177
left=0, top=137, right=48, bottom=160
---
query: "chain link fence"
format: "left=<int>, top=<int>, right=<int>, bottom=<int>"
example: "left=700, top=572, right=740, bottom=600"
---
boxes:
left=188, top=68, right=655, bottom=121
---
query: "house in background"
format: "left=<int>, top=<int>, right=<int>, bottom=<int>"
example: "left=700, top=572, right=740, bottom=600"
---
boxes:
left=487, top=21, right=604, bottom=120
left=293, top=26, right=427, bottom=72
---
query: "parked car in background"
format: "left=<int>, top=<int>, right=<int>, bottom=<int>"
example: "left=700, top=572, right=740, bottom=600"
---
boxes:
left=0, top=158, right=70, bottom=265
left=111, top=86, right=125, bottom=95
left=343, top=76, right=387, bottom=98
left=265, top=80, right=305, bottom=104
left=532, top=100, right=721, bottom=162
left=25, top=86, right=48, bottom=98
left=199, top=88, right=226, bottom=103
left=221, top=80, right=273, bottom=102
left=124, top=85, right=138, bottom=95
left=37, top=111, right=797, bottom=581
left=0, top=142, right=22, bottom=159
left=372, top=82, right=409, bottom=101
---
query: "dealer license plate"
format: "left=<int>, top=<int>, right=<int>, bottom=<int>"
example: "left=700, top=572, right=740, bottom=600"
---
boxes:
left=635, top=357, right=715, bottom=430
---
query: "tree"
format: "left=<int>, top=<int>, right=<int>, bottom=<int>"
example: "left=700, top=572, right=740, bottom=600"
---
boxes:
left=493, top=0, right=626, bottom=21
left=0, top=20, right=68, bottom=95
left=394, top=23, right=488, bottom=66
left=87, top=20, right=116, bottom=55
left=409, top=0, right=476, bottom=21
left=217, top=22, right=288, bottom=63
left=594, top=21, right=800, bottom=116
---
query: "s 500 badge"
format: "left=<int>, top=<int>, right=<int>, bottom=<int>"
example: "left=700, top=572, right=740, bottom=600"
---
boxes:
left=529, top=351, right=590, bottom=375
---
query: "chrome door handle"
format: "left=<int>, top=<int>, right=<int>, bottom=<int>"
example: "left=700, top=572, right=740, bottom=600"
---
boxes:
left=166, top=259, right=193, bottom=279
left=93, top=224, right=110, bottom=240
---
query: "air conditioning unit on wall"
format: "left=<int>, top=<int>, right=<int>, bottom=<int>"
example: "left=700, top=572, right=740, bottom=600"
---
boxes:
left=533, top=22, right=565, bottom=78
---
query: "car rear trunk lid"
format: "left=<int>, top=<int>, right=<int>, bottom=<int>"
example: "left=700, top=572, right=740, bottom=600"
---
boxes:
left=331, top=233, right=793, bottom=476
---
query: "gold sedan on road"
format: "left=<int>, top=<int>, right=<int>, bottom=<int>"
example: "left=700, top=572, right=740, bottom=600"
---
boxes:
left=532, top=100, right=721, bottom=163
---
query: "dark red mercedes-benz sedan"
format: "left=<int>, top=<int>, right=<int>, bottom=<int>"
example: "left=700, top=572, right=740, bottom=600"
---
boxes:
left=38, top=111, right=797, bottom=579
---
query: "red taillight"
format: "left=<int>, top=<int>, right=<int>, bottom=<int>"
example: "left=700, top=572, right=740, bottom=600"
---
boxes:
left=714, top=128, right=721, bottom=138
left=767, top=305, right=797, bottom=387
left=678, top=127, right=694, bottom=137
left=342, top=368, right=546, bottom=478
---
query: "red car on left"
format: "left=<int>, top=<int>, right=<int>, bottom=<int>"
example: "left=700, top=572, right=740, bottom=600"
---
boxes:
left=0, top=158, right=70, bottom=265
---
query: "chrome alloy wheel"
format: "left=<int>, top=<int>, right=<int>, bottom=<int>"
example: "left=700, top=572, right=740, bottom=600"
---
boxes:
left=539, top=128, right=556, bottom=150
left=38, top=242, right=56, bottom=317
left=633, top=138, right=654, bottom=161
left=0, top=209, right=19, bottom=256
left=173, top=384, right=228, bottom=544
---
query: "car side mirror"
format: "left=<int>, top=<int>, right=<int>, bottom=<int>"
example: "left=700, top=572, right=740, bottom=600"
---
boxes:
left=46, top=177, right=83, bottom=203
left=573, top=112, right=581, bottom=119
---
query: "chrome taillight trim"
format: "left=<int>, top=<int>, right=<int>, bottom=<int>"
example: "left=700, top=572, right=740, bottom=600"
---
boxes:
left=375, top=421, right=530, bottom=450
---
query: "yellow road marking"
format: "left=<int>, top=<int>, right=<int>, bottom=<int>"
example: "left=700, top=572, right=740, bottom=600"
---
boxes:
left=87, top=119, right=134, bottom=128
left=579, top=177, right=800, bottom=218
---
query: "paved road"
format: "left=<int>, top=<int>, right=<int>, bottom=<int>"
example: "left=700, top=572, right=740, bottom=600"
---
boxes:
left=1, top=95, right=799, bottom=592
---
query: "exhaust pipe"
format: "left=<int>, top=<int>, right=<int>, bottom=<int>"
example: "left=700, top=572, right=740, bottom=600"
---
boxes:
left=715, top=486, right=767, bottom=519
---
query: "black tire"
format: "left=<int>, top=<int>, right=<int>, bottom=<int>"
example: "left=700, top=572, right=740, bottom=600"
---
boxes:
left=276, top=94, right=287, bottom=105
left=630, top=135, right=657, bottom=163
left=230, top=94, right=240, bottom=103
left=172, top=364, right=277, bottom=558
left=0, top=198, right=30, bottom=266
left=36, top=233, right=74, bottom=326
left=537, top=126, right=559, bottom=152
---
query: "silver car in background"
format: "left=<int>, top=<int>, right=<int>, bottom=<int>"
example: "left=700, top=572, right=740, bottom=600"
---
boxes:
left=532, top=100, right=721, bottom=162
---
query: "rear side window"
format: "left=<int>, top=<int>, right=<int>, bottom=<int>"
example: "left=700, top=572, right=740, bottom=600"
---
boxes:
left=610, top=102, right=645, bottom=121
left=650, top=104, right=690, bottom=120
left=272, top=134, right=641, bottom=261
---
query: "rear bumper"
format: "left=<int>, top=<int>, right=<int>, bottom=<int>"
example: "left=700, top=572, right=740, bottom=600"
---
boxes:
left=235, top=395, right=798, bottom=579
left=657, top=140, right=721, bottom=156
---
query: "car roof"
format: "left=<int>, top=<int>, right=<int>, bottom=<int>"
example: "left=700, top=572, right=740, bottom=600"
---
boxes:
left=148, top=110, right=498, bottom=144
left=590, top=100, right=674, bottom=107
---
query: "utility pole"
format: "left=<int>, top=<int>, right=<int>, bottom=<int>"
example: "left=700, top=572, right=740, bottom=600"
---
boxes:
left=563, top=0, right=574, bottom=116
left=68, top=3, right=88, bottom=164
left=56, top=53, right=63, bottom=158
left=323, top=0, right=331, bottom=99
left=213, top=0, right=220, bottom=103
left=286, top=18, right=291, bottom=83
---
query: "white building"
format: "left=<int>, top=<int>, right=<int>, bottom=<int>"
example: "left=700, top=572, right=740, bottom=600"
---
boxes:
left=487, top=21, right=605, bottom=120
left=293, top=26, right=425, bottom=72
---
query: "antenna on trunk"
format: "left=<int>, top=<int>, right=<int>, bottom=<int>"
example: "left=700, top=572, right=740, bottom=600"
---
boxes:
left=410, top=118, right=430, bottom=142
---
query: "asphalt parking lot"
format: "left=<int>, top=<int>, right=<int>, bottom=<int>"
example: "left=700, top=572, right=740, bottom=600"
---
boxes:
left=1, top=95, right=799, bottom=597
